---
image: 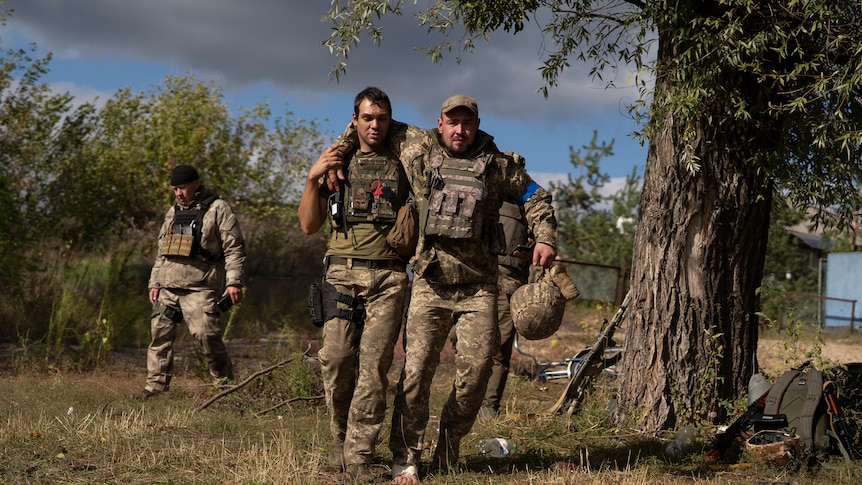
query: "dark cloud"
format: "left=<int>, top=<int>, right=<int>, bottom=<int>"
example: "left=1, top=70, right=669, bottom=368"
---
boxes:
left=7, top=0, right=643, bottom=126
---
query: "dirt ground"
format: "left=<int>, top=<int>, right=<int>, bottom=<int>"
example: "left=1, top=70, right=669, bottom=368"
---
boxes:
left=4, top=303, right=859, bottom=388
left=493, top=306, right=862, bottom=381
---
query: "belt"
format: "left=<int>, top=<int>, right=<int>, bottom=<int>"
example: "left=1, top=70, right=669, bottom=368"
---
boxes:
left=327, top=256, right=406, bottom=271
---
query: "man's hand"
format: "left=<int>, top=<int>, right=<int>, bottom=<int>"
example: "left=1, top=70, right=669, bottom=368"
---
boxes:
left=320, top=142, right=350, bottom=192
left=309, top=143, right=345, bottom=187
left=532, top=242, right=557, bottom=267
left=148, top=288, right=159, bottom=304
left=222, top=285, right=244, bottom=305
left=325, top=168, right=344, bottom=193
left=299, top=143, right=345, bottom=235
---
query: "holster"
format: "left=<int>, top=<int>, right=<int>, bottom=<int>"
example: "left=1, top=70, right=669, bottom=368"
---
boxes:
left=321, top=280, right=365, bottom=325
left=308, top=283, right=324, bottom=328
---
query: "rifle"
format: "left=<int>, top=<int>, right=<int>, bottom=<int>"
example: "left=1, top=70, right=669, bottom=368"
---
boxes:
left=704, top=387, right=771, bottom=462
left=823, top=380, right=862, bottom=462
left=544, top=291, right=630, bottom=415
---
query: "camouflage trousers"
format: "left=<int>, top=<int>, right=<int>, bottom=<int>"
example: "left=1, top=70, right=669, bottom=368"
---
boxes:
left=317, top=262, right=408, bottom=467
left=483, top=289, right=517, bottom=412
left=389, top=277, right=498, bottom=468
left=145, top=287, right=233, bottom=392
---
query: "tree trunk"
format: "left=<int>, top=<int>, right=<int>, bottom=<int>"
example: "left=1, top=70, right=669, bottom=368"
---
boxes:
left=617, top=29, right=773, bottom=432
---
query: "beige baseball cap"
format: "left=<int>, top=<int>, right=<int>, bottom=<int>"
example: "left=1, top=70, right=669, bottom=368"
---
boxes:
left=441, top=94, right=478, bottom=116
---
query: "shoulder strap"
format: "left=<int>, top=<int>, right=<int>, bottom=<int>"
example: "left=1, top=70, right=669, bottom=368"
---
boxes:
left=195, top=193, right=223, bottom=263
left=799, top=369, right=824, bottom=450
left=200, top=193, right=219, bottom=209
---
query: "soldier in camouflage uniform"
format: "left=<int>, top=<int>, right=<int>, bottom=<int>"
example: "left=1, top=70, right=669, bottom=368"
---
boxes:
left=335, top=94, right=557, bottom=482
left=133, top=164, right=246, bottom=400
left=299, top=87, right=411, bottom=483
left=482, top=200, right=531, bottom=416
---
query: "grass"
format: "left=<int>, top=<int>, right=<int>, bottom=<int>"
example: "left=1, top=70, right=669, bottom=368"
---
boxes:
left=1, top=329, right=861, bottom=484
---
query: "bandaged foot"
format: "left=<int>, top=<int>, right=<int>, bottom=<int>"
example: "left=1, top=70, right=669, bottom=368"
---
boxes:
left=392, top=464, right=419, bottom=483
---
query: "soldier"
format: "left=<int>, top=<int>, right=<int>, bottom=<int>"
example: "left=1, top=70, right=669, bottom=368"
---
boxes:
left=336, top=94, right=557, bottom=483
left=299, top=87, right=411, bottom=483
left=133, top=164, right=246, bottom=400
left=482, top=200, right=531, bottom=417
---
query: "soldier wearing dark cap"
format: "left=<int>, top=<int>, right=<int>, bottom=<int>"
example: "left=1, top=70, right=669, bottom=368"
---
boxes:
left=132, top=164, right=246, bottom=400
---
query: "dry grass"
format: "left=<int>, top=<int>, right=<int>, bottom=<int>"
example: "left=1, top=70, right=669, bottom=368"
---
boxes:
left=1, top=312, right=861, bottom=484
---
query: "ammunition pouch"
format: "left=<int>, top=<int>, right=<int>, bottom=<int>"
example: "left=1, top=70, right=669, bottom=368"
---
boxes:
left=160, top=233, right=195, bottom=257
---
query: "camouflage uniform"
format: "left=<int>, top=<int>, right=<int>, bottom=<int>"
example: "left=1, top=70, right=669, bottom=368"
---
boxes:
left=316, top=146, right=410, bottom=469
left=381, top=123, right=557, bottom=470
left=484, top=201, right=530, bottom=414
left=146, top=184, right=245, bottom=393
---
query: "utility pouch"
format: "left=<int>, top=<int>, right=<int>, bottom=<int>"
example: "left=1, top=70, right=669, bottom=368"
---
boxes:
left=160, top=233, right=194, bottom=257
left=387, top=199, right=419, bottom=259
left=308, top=283, right=324, bottom=328
left=750, top=413, right=789, bottom=428
left=155, top=300, right=183, bottom=323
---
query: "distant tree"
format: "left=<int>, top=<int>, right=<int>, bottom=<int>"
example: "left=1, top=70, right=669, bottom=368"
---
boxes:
left=321, top=1, right=862, bottom=429
left=0, top=4, right=328, bottom=345
left=0, top=18, right=94, bottom=270
left=550, top=132, right=641, bottom=269
left=45, top=75, right=327, bottom=253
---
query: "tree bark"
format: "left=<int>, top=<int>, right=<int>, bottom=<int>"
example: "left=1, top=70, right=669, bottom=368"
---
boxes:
left=617, top=26, right=773, bottom=432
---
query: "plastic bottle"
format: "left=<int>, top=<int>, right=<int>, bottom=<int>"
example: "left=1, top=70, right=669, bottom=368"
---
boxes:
left=665, top=425, right=695, bottom=456
left=476, top=438, right=516, bottom=458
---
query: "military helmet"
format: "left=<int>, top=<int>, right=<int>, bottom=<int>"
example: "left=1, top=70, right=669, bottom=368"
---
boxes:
left=511, top=266, right=566, bottom=340
left=744, top=430, right=799, bottom=466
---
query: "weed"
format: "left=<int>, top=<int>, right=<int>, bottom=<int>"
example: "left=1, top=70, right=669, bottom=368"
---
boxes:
left=2, top=360, right=860, bottom=483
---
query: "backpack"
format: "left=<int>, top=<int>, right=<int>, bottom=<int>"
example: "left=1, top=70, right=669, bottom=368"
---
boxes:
left=754, top=366, right=830, bottom=452
left=752, top=364, right=861, bottom=463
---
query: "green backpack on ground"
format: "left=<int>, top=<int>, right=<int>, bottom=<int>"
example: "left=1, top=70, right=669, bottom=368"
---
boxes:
left=756, top=366, right=830, bottom=452
left=752, top=363, right=862, bottom=464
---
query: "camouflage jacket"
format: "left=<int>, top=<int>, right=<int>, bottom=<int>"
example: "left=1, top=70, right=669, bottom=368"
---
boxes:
left=148, top=185, right=246, bottom=291
left=384, top=121, right=556, bottom=285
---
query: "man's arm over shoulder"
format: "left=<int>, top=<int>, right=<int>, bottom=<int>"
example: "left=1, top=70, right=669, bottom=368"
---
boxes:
left=333, top=120, right=431, bottom=187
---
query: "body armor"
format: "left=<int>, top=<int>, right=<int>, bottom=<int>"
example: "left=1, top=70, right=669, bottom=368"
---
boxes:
left=423, top=150, right=491, bottom=240
left=159, top=194, right=222, bottom=262
left=345, top=154, right=402, bottom=224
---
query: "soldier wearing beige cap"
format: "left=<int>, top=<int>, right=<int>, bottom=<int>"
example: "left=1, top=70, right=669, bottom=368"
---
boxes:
left=334, top=93, right=557, bottom=483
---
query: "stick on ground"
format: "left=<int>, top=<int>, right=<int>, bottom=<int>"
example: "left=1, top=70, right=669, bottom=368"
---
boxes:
left=195, top=344, right=312, bottom=412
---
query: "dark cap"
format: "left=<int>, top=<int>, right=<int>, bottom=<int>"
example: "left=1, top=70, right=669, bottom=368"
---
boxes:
left=441, top=94, right=478, bottom=116
left=170, top=164, right=200, bottom=186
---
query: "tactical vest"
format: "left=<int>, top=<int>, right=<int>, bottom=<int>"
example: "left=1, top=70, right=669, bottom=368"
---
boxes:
left=159, top=194, right=223, bottom=262
left=345, top=154, right=402, bottom=224
left=497, top=201, right=529, bottom=270
left=424, top=149, right=491, bottom=239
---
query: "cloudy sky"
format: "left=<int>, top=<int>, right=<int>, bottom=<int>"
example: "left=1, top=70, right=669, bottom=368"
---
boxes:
left=3, top=0, right=650, bottom=186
